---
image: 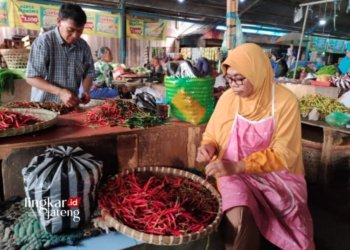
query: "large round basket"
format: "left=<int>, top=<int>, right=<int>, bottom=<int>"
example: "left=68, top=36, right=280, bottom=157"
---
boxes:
left=101, top=166, right=223, bottom=245
left=0, top=49, right=30, bottom=69
left=0, top=108, right=58, bottom=137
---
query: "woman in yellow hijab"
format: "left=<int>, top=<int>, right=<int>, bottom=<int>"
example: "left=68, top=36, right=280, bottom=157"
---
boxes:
left=197, top=43, right=314, bottom=250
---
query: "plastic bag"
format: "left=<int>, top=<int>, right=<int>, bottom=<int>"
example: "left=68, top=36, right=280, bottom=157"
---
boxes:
left=308, top=108, right=320, bottom=121
left=165, top=77, right=215, bottom=125
left=22, top=146, right=103, bottom=234
left=325, top=112, right=350, bottom=127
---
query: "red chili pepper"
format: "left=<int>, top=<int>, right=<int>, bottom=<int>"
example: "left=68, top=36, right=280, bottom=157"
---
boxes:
left=98, top=172, right=219, bottom=236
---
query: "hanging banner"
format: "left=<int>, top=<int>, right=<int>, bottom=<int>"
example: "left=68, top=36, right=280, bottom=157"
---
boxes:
left=13, top=0, right=41, bottom=30
left=127, top=16, right=144, bottom=39
left=83, top=10, right=96, bottom=35
left=310, top=36, right=327, bottom=52
left=144, top=20, right=167, bottom=41
left=40, top=5, right=59, bottom=30
left=95, top=13, right=120, bottom=38
left=10, top=0, right=121, bottom=38
left=326, top=39, right=346, bottom=54
left=0, top=0, right=9, bottom=27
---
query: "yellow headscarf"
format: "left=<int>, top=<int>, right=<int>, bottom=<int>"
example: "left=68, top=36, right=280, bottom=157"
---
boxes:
left=222, top=43, right=274, bottom=120
left=202, top=43, right=304, bottom=174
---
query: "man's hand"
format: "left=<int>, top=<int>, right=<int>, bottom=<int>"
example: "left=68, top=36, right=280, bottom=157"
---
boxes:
left=58, top=88, right=79, bottom=107
left=80, top=91, right=91, bottom=104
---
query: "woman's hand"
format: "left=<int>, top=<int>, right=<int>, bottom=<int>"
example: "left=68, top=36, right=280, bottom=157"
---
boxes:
left=196, top=144, right=216, bottom=163
left=205, top=159, right=244, bottom=177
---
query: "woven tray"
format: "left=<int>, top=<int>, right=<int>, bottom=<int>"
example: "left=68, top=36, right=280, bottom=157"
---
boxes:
left=79, top=99, right=105, bottom=110
left=0, top=49, right=30, bottom=69
left=101, top=166, right=223, bottom=245
left=0, top=108, right=58, bottom=137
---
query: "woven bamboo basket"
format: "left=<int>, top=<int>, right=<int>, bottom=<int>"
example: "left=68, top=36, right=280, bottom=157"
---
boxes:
left=101, top=166, right=223, bottom=245
left=302, top=139, right=322, bottom=184
left=0, top=49, right=30, bottom=69
left=0, top=108, right=58, bottom=137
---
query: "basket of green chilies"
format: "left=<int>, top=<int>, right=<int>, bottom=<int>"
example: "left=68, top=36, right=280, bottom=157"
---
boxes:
left=98, top=166, right=222, bottom=245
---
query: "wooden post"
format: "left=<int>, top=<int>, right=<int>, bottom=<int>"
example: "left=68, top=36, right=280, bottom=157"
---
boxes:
left=226, top=0, right=238, bottom=50
left=320, top=127, right=334, bottom=189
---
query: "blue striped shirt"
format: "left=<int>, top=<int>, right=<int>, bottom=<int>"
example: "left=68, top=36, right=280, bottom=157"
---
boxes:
left=26, top=27, right=95, bottom=102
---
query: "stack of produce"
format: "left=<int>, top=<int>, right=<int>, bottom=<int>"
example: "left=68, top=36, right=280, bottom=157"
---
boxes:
left=0, top=109, right=42, bottom=130
left=4, top=101, right=75, bottom=114
left=99, top=171, right=219, bottom=236
left=85, top=99, right=163, bottom=128
left=299, top=94, right=350, bottom=119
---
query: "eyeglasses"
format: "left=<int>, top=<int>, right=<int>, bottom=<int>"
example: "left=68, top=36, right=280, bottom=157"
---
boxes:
left=224, top=74, right=246, bottom=86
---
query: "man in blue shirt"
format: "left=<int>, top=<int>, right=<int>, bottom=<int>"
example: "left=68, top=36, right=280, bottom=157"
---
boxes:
left=26, top=3, right=94, bottom=107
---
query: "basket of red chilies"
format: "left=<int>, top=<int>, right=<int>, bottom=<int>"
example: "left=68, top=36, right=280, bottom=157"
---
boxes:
left=98, top=166, right=222, bottom=245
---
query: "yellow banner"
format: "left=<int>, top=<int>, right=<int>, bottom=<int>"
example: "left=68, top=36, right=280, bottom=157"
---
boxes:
left=0, top=0, right=9, bottom=27
left=144, top=19, right=167, bottom=41
left=10, top=0, right=121, bottom=38
left=13, top=0, right=41, bottom=30
left=83, top=10, right=96, bottom=35
left=127, top=16, right=144, bottom=39
left=95, top=13, right=120, bottom=38
left=39, top=5, right=59, bottom=29
left=127, top=16, right=167, bottom=41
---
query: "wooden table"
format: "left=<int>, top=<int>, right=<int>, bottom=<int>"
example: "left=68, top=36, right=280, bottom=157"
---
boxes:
left=0, top=111, right=206, bottom=200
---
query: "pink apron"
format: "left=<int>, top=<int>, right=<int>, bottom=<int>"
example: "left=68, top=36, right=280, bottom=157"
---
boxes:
left=219, top=86, right=314, bottom=250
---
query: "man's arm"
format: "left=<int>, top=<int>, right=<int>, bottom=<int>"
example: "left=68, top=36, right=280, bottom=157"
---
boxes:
left=26, top=77, right=79, bottom=107
left=80, top=76, right=93, bottom=104
left=80, top=45, right=95, bottom=103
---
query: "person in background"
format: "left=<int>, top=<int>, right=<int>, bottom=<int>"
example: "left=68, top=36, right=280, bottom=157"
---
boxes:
left=338, top=43, right=350, bottom=75
left=195, top=56, right=211, bottom=77
left=173, top=53, right=184, bottom=62
left=26, top=3, right=94, bottom=107
left=149, top=57, right=165, bottom=83
left=196, top=43, right=314, bottom=250
left=270, top=50, right=288, bottom=78
left=90, top=46, right=118, bottom=99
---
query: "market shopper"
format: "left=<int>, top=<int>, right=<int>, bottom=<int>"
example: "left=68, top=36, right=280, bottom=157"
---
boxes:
left=338, top=43, right=350, bottom=75
left=196, top=43, right=314, bottom=250
left=148, top=57, right=165, bottom=83
left=90, top=46, right=119, bottom=99
left=195, top=56, right=211, bottom=76
left=26, top=3, right=94, bottom=107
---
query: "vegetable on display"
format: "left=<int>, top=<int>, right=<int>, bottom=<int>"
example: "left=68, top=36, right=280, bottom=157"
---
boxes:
left=85, top=99, right=164, bottom=128
left=0, top=109, right=42, bottom=130
left=98, top=172, right=219, bottom=236
left=4, top=101, right=75, bottom=114
left=299, top=94, right=350, bottom=117
left=0, top=68, right=23, bottom=102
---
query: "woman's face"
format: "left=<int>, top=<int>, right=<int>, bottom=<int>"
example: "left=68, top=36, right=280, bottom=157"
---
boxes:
left=102, top=49, right=113, bottom=62
left=225, top=67, right=254, bottom=97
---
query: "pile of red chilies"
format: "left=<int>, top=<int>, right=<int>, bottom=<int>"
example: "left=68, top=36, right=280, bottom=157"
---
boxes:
left=85, top=99, right=141, bottom=127
left=98, top=172, right=219, bottom=236
left=0, top=110, right=41, bottom=130
left=5, top=101, right=74, bottom=114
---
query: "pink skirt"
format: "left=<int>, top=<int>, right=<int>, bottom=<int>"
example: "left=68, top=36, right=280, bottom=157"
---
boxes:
left=218, top=170, right=315, bottom=250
